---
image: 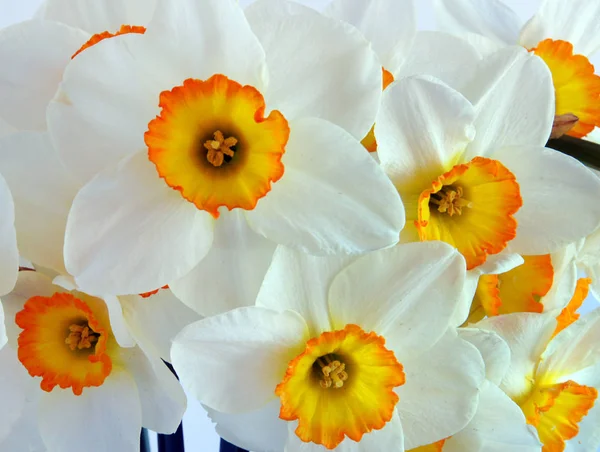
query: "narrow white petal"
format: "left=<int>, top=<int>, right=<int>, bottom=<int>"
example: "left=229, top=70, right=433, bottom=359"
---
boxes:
left=458, top=328, right=511, bottom=385
left=0, top=173, right=17, bottom=296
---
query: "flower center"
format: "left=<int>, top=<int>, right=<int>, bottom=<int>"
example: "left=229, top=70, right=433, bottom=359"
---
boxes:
left=65, top=322, right=100, bottom=351
left=429, top=185, right=472, bottom=216
left=145, top=75, right=289, bottom=219
left=276, top=324, right=405, bottom=449
left=416, top=157, right=522, bottom=270
left=204, top=130, right=238, bottom=167
left=314, top=354, right=348, bottom=389
left=16, top=292, right=113, bottom=395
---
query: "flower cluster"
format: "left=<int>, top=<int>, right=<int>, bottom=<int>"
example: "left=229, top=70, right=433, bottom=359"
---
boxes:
left=1, top=0, right=600, bottom=451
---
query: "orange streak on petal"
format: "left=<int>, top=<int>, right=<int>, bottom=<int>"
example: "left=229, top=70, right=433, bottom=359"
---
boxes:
left=554, top=277, right=592, bottom=337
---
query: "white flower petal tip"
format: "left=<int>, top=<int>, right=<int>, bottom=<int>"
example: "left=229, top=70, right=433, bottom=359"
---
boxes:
left=0, top=173, right=18, bottom=297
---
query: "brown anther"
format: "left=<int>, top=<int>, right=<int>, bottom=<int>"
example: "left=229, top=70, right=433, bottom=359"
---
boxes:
left=430, top=186, right=473, bottom=216
left=65, top=323, right=99, bottom=351
left=551, top=113, right=579, bottom=139
left=316, top=355, right=348, bottom=389
left=203, top=130, right=238, bottom=167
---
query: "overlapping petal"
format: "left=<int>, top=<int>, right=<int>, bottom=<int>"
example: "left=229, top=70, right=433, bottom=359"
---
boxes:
left=245, top=118, right=405, bottom=255
left=246, top=0, right=381, bottom=139
left=64, top=151, right=215, bottom=296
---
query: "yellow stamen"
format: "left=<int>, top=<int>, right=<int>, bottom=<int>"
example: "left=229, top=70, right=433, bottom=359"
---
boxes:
left=316, top=355, right=349, bottom=389
left=203, top=130, right=238, bottom=167
left=429, top=186, right=473, bottom=216
left=65, top=323, right=99, bottom=351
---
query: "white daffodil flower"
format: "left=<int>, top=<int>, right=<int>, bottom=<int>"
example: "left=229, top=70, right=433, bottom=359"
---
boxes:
left=0, top=0, right=157, bottom=132
left=46, top=0, right=404, bottom=313
left=375, top=52, right=600, bottom=320
left=0, top=270, right=186, bottom=451
left=435, top=0, right=600, bottom=139
left=477, top=309, right=600, bottom=451
left=172, top=243, right=485, bottom=451
left=408, top=329, right=541, bottom=451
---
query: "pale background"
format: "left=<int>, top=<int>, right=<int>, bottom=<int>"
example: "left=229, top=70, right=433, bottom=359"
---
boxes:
left=0, top=0, right=599, bottom=451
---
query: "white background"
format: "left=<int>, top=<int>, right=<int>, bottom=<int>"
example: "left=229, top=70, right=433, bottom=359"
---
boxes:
left=1, top=0, right=599, bottom=451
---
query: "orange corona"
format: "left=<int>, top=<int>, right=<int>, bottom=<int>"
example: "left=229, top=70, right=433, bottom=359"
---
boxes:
left=276, top=324, right=405, bottom=449
left=145, top=75, right=289, bottom=218
left=16, top=292, right=113, bottom=395
left=72, top=25, right=146, bottom=59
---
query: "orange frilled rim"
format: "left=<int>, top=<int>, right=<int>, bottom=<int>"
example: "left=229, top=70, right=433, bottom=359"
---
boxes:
left=415, top=157, right=523, bottom=270
left=531, top=39, right=600, bottom=138
left=470, top=254, right=553, bottom=322
left=521, top=380, right=597, bottom=452
left=15, top=292, right=113, bottom=395
left=361, top=67, right=396, bottom=153
left=71, top=25, right=146, bottom=59
left=554, top=277, right=592, bottom=337
left=145, top=74, right=289, bottom=218
left=275, top=324, right=405, bottom=450
left=409, top=439, right=448, bottom=452
left=139, top=284, right=169, bottom=298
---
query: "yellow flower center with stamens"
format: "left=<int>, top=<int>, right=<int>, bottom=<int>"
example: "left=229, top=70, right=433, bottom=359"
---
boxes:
left=361, top=67, right=395, bottom=152
left=145, top=75, right=289, bottom=219
left=275, top=324, right=405, bottom=450
left=16, top=292, right=114, bottom=395
left=531, top=39, right=600, bottom=139
left=415, top=157, right=522, bottom=270
left=468, top=254, right=554, bottom=323
left=71, top=25, right=146, bottom=59
left=519, top=381, right=597, bottom=452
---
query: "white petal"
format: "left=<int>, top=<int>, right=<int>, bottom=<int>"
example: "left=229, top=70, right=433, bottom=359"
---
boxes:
left=519, top=0, right=600, bottom=56
left=0, top=132, right=78, bottom=273
left=38, top=371, right=142, bottom=452
left=476, top=312, right=557, bottom=400
left=145, top=0, right=267, bottom=90
left=538, top=308, right=600, bottom=385
left=0, top=345, right=34, bottom=444
left=0, top=20, right=87, bottom=130
left=64, top=151, right=215, bottom=296
left=47, top=32, right=173, bottom=183
left=397, top=332, right=485, bottom=449
left=579, top=227, right=600, bottom=299
left=120, top=346, right=186, bottom=434
left=246, top=0, right=381, bottom=139
left=542, top=245, right=578, bottom=312
left=171, top=307, right=308, bottom=413
left=325, top=0, right=416, bottom=73
left=328, top=242, right=467, bottom=360
left=2, top=271, right=56, bottom=348
left=444, top=381, right=541, bottom=452
left=458, top=328, right=511, bottom=385
left=256, top=246, right=355, bottom=337
left=246, top=117, right=404, bottom=255
left=472, top=252, right=525, bottom=276
left=496, top=146, right=600, bottom=255
left=0, top=173, right=17, bottom=296
left=376, top=76, right=476, bottom=188
left=0, top=118, right=15, bottom=137
left=100, top=295, right=135, bottom=348
left=40, top=0, right=157, bottom=33
left=170, top=210, right=276, bottom=317
left=121, top=290, right=200, bottom=362
left=0, top=303, right=5, bottom=349
left=396, top=31, right=483, bottom=89
left=460, top=47, right=554, bottom=160
left=284, top=410, right=403, bottom=452
left=434, top=0, right=522, bottom=46
left=206, top=401, right=288, bottom=452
